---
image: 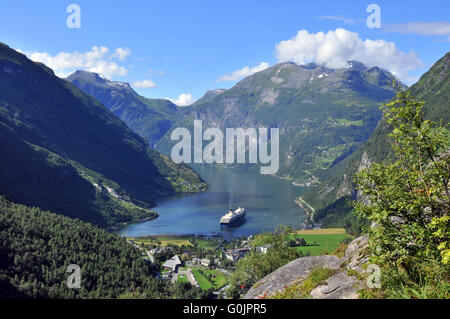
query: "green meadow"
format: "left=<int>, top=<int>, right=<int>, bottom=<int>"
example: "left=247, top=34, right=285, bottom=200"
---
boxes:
left=191, top=268, right=228, bottom=290
left=287, top=229, right=353, bottom=256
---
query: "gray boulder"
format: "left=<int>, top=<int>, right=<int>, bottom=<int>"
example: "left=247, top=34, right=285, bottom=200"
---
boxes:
left=310, top=271, right=361, bottom=299
left=343, top=236, right=369, bottom=272
left=244, top=255, right=341, bottom=299
left=245, top=236, right=370, bottom=299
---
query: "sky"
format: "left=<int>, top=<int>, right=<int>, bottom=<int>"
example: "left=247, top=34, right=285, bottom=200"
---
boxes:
left=0, top=0, right=449, bottom=105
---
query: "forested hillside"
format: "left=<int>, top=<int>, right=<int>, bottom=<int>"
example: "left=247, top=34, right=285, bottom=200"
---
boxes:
left=0, top=196, right=208, bottom=299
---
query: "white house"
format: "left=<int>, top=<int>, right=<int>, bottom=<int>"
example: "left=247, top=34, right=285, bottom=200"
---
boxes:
left=162, top=255, right=182, bottom=272
left=200, top=258, right=211, bottom=267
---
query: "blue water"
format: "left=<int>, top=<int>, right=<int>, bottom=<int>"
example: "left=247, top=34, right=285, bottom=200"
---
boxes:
left=117, top=165, right=307, bottom=238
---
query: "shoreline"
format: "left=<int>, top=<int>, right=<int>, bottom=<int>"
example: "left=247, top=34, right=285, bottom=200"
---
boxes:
left=132, top=233, right=223, bottom=240
left=271, top=174, right=320, bottom=188
left=294, top=196, right=315, bottom=220
left=108, top=214, right=159, bottom=232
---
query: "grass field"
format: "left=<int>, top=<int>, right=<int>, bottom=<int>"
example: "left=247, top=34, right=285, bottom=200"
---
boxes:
left=194, top=239, right=219, bottom=250
left=202, top=269, right=228, bottom=289
left=177, top=274, right=189, bottom=284
left=192, top=269, right=213, bottom=290
left=130, top=235, right=221, bottom=249
left=191, top=268, right=228, bottom=290
left=130, top=235, right=193, bottom=247
left=287, top=228, right=353, bottom=256
left=295, top=228, right=347, bottom=235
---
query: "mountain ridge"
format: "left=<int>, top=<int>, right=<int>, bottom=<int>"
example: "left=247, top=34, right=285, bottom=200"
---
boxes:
left=300, top=51, right=450, bottom=231
left=67, top=70, right=180, bottom=147
left=0, top=42, right=206, bottom=228
left=154, top=60, right=399, bottom=183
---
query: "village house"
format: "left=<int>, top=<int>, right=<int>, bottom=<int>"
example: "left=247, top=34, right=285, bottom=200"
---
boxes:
left=200, top=258, right=211, bottom=267
left=255, top=244, right=273, bottom=254
left=224, top=248, right=251, bottom=262
left=162, top=255, right=182, bottom=272
left=224, top=245, right=272, bottom=262
left=185, top=257, right=201, bottom=266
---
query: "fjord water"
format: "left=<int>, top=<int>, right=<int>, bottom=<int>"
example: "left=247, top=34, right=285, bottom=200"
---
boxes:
left=117, top=165, right=307, bottom=238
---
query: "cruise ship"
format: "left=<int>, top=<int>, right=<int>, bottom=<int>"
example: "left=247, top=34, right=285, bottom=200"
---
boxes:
left=220, top=207, right=246, bottom=227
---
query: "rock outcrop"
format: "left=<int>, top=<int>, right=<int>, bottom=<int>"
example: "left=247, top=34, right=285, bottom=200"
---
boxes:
left=309, top=236, right=369, bottom=299
left=244, top=255, right=342, bottom=299
left=310, top=271, right=359, bottom=299
left=245, top=236, right=369, bottom=299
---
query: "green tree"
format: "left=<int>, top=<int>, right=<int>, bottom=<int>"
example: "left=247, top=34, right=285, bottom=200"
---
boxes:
left=227, top=226, right=302, bottom=298
left=355, top=88, right=449, bottom=297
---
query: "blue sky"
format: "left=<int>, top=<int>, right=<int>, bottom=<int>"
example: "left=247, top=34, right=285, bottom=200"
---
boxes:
left=1, top=0, right=449, bottom=105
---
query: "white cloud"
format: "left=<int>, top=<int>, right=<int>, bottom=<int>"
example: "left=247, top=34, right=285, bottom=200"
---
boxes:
left=167, top=93, right=195, bottom=106
left=318, top=16, right=356, bottom=25
left=437, top=36, right=450, bottom=43
left=26, top=46, right=129, bottom=78
left=113, top=47, right=132, bottom=61
left=275, top=28, right=423, bottom=81
left=132, top=79, right=157, bottom=89
left=149, top=69, right=165, bottom=75
left=217, top=62, right=270, bottom=82
left=88, top=61, right=128, bottom=77
left=385, top=21, right=450, bottom=36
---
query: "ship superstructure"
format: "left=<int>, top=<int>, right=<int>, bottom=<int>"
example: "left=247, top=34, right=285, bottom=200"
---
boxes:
left=220, top=207, right=246, bottom=227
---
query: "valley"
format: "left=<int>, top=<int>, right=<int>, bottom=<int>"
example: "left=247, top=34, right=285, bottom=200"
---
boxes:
left=0, top=35, right=447, bottom=301
left=68, top=61, right=398, bottom=185
left=0, top=43, right=207, bottom=228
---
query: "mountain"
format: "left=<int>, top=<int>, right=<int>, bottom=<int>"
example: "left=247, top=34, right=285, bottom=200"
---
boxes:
left=0, top=43, right=206, bottom=228
left=67, top=70, right=180, bottom=147
left=155, top=61, right=399, bottom=182
left=192, top=89, right=226, bottom=106
left=300, top=52, right=450, bottom=231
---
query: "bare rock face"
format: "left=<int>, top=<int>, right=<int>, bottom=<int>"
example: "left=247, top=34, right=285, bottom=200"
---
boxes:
left=309, top=237, right=369, bottom=299
left=336, top=174, right=351, bottom=199
left=344, top=236, right=369, bottom=270
left=245, top=236, right=370, bottom=299
left=244, top=255, right=342, bottom=299
left=343, top=236, right=369, bottom=272
left=356, top=152, right=372, bottom=203
left=310, top=271, right=360, bottom=299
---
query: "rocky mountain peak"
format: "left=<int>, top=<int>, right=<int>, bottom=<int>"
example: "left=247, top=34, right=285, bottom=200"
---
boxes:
left=347, top=60, right=368, bottom=71
left=67, top=70, right=134, bottom=92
